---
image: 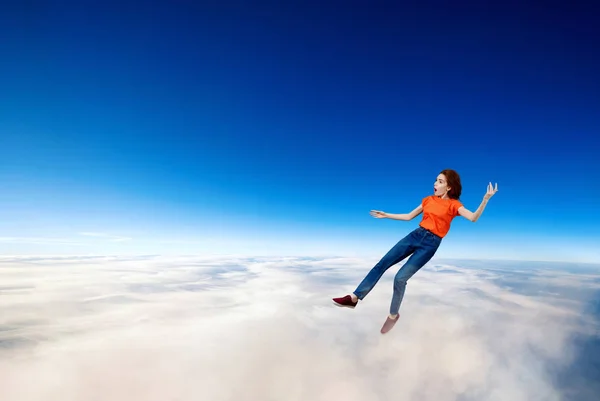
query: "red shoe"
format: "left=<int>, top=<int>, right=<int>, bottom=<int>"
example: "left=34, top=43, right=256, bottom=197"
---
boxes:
left=380, top=314, right=399, bottom=334
left=332, top=295, right=358, bottom=308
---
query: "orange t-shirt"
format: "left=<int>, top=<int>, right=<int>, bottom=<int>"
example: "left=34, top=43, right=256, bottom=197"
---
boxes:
left=419, top=195, right=463, bottom=238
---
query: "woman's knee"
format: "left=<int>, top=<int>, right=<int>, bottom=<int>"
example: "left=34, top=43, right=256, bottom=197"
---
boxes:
left=394, top=266, right=419, bottom=284
left=394, top=274, right=408, bottom=287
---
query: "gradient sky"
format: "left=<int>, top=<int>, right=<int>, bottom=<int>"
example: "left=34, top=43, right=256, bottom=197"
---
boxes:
left=1, top=1, right=599, bottom=262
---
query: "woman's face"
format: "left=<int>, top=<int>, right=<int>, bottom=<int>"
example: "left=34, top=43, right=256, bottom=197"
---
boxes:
left=433, top=174, right=450, bottom=197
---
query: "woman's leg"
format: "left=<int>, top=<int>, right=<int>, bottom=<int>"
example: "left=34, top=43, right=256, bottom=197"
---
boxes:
left=352, top=232, right=417, bottom=301
left=389, top=243, right=438, bottom=315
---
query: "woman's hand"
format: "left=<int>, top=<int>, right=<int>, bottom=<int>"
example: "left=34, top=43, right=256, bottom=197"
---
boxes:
left=370, top=210, right=388, bottom=219
left=483, top=182, right=498, bottom=200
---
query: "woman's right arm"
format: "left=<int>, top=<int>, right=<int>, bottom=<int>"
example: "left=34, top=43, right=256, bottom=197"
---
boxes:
left=372, top=204, right=423, bottom=221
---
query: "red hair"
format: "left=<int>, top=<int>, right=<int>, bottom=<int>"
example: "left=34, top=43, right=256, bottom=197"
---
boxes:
left=440, top=169, right=462, bottom=200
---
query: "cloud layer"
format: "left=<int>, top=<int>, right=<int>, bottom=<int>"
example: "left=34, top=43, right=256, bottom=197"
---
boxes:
left=0, top=255, right=598, bottom=401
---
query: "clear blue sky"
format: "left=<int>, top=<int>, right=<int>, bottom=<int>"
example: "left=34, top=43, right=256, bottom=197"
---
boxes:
left=1, top=1, right=599, bottom=262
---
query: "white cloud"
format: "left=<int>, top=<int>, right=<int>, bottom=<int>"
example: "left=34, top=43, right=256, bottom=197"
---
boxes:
left=0, top=256, right=598, bottom=401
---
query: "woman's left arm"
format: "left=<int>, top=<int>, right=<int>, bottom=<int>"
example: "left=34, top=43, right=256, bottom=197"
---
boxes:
left=458, top=182, right=498, bottom=222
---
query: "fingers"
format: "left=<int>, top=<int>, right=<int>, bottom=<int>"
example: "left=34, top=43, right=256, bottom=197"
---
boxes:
left=370, top=210, right=385, bottom=218
left=485, top=182, right=499, bottom=195
left=484, top=182, right=497, bottom=199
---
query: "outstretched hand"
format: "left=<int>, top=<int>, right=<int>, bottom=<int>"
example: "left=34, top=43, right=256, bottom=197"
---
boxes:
left=483, top=182, right=498, bottom=200
left=370, top=210, right=388, bottom=219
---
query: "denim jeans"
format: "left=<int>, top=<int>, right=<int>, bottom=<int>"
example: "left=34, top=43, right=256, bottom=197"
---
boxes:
left=353, top=226, right=442, bottom=315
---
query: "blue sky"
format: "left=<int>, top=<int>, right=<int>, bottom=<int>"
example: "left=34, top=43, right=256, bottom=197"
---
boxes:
left=1, top=1, right=599, bottom=262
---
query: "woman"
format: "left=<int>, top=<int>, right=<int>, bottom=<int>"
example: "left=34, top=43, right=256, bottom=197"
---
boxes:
left=332, top=169, right=498, bottom=334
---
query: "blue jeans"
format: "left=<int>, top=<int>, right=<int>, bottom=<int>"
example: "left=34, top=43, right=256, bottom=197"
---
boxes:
left=353, top=226, right=442, bottom=315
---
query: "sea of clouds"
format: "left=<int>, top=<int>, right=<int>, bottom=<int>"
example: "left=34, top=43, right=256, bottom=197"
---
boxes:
left=1, top=255, right=599, bottom=401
